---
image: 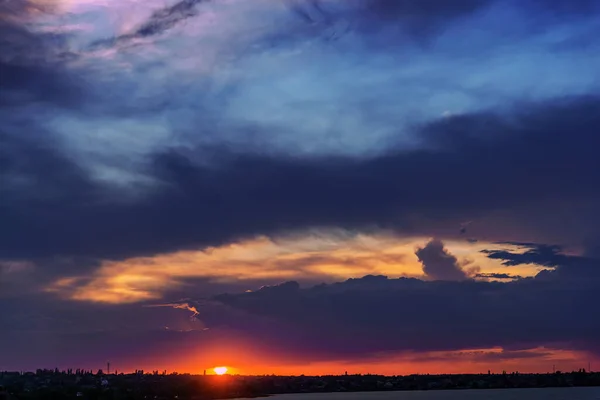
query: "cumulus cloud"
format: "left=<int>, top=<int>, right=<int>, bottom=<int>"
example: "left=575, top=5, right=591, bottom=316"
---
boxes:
left=416, top=239, right=468, bottom=281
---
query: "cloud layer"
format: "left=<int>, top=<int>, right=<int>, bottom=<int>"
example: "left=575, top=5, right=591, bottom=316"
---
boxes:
left=3, top=96, right=600, bottom=265
left=206, top=261, right=600, bottom=362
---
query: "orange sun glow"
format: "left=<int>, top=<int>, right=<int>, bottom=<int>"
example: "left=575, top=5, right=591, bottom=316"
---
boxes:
left=213, top=366, right=228, bottom=375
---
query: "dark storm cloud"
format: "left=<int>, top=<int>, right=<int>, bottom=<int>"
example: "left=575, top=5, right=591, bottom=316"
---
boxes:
left=0, top=1, right=80, bottom=108
left=287, top=0, right=600, bottom=44
left=285, top=0, right=332, bottom=24
left=480, top=242, right=600, bottom=282
left=2, top=96, right=600, bottom=265
left=353, top=0, right=493, bottom=37
left=416, top=239, right=468, bottom=281
left=355, top=0, right=600, bottom=20
left=207, top=272, right=600, bottom=361
left=482, top=243, right=568, bottom=267
left=0, top=60, right=80, bottom=108
left=0, top=129, right=95, bottom=203
left=534, top=0, right=600, bottom=14
left=3, top=269, right=599, bottom=369
left=360, top=0, right=490, bottom=18
left=288, top=0, right=493, bottom=34
left=0, top=292, right=212, bottom=370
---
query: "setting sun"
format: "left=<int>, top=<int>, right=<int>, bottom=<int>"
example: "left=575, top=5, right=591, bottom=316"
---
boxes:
left=213, top=366, right=228, bottom=375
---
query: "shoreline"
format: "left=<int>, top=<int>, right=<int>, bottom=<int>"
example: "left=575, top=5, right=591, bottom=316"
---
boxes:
left=224, top=385, right=600, bottom=399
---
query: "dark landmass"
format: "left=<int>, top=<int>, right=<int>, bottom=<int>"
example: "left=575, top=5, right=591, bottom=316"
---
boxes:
left=1, top=369, right=599, bottom=400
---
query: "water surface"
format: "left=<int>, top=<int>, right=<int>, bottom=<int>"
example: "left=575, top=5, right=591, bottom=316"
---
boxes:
left=267, top=387, right=600, bottom=400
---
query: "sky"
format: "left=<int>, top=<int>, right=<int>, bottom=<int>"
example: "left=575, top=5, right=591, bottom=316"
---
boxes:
left=1, top=0, right=600, bottom=375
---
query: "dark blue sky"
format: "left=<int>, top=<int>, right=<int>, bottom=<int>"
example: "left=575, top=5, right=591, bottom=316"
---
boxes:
left=1, top=0, right=600, bottom=374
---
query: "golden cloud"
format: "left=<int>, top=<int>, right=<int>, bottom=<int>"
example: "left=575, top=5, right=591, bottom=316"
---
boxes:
left=46, top=231, right=547, bottom=304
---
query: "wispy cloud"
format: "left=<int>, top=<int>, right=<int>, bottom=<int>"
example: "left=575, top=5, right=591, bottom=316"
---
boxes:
left=150, top=302, right=199, bottom=316
left=475, top=272, right=523, bottom=280
left=90, top=0, right=210, bottom=49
